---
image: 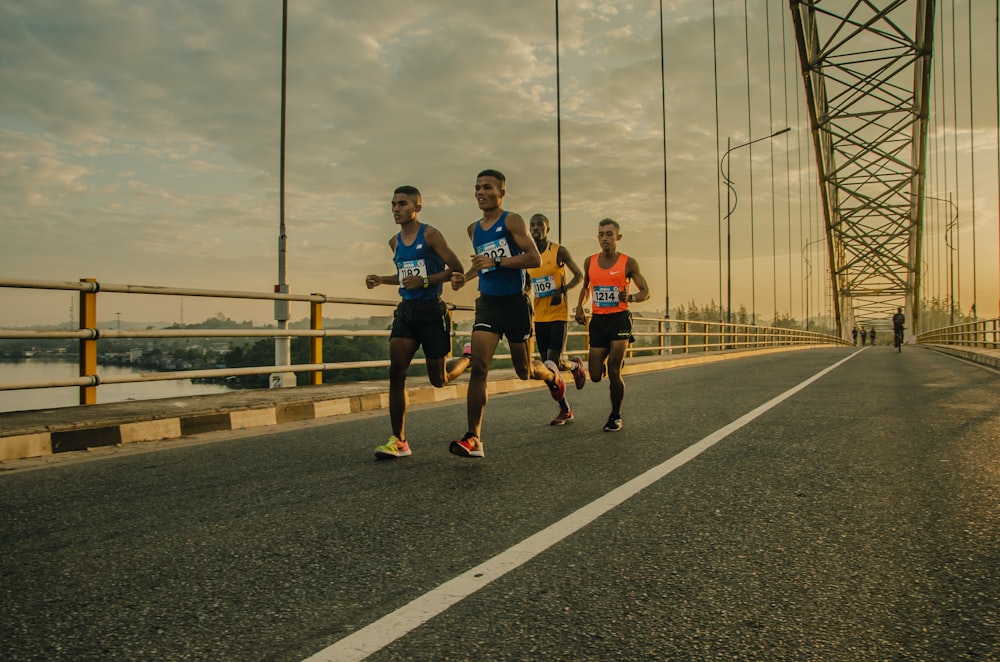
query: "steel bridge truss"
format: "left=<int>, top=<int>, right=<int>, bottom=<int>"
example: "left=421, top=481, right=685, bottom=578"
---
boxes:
left=789, top=0, right=936, bottom=335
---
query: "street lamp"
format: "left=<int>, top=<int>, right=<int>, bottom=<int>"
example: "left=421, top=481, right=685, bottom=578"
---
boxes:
left=925, top=193, right=958, bottom=325
left=271, top=0, right=294, bottom=389
left=720, top=127, right=790, bottom=324
left=802, top=236, right=825, bottom=332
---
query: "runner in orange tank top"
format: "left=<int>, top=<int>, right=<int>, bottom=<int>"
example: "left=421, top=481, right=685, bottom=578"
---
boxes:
left=574, top=218, right=650, bottom=432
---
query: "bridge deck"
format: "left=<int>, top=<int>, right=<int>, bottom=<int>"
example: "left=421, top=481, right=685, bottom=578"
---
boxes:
left=1, top=346, right=997, bottom=660
left=1, top=346, right=828, bottom=463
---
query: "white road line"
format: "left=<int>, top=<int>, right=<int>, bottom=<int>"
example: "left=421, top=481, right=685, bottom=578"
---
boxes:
left=304, top=352, right=860, bottom=662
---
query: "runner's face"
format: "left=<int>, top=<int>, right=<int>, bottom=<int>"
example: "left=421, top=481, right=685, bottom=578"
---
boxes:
left=474, top=177, right=503, bottom=212
left=391, top=194, right=419, bottom=225
left=597, top=224, right=620, bottom=251
left=529, top=216, right=549, bottom=240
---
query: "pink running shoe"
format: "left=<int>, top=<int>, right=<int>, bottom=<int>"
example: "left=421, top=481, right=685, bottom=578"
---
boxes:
left=550, top=408, right=574, bottom=426
left=449, top=432, right=484, bottom=458
left=570, top=356, right=586, bottom=390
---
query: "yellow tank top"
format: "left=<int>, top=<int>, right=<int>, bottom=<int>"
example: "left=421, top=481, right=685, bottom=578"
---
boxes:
left=526, top=242, right=568, bottom=322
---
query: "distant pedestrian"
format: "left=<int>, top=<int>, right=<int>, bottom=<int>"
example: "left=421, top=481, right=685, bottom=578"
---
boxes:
left=574, top=218, right=650, bottom=432
left=869, top=327, right=877, bottom=346
left=852, top=327, right=859, bottom=345
left=366, top=185, right=470, bottom=459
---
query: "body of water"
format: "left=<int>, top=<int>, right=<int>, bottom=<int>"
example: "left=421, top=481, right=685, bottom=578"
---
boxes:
left=0, top=359, right=236, bottom=413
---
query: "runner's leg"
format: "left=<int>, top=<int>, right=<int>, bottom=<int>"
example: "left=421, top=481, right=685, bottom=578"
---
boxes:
left=389, top=337, right=420, bottom=439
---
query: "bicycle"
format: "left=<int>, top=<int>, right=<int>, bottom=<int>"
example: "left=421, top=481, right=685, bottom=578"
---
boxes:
left=893, top=327, right=904, bottom=353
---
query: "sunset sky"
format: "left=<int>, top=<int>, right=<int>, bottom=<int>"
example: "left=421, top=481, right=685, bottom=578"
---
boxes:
left=1, top=0, right=997, bottom=329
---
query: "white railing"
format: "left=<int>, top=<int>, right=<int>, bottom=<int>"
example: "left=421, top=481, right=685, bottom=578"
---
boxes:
left=917, top=317, right=1000, bottom=350
left=1, top=277, right=848, bottom=403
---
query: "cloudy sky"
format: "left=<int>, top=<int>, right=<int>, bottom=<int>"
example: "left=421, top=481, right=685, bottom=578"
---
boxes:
left=1, top=0, right=996, bottom=328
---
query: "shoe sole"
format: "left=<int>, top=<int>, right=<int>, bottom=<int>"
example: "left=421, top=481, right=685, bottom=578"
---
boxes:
left=550, top=415, right=574, bottom=426
left=375, top=450, right=411, bottom=459
left=449, top=441, right=484, bottom=458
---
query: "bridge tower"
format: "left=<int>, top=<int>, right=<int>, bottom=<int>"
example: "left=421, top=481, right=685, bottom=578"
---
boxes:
left=789, top=0, right=936, bottom=337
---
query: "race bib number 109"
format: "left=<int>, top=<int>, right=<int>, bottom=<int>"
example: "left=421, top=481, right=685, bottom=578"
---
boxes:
left=531, top=275, right=557, bottom=297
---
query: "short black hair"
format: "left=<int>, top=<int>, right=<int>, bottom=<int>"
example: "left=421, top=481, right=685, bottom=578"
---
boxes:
left=477, top=169, right=506, bottom=184
left=598, top=217, right=621, bottom=232
left=394, top=185, right=421, bottom=198
left=530, top=213, right=549, bottom=228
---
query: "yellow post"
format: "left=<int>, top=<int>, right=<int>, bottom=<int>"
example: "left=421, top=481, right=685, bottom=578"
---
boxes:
left=309, top=297, right=323, bottom=386
left=79, top=278, right=98, bottom=405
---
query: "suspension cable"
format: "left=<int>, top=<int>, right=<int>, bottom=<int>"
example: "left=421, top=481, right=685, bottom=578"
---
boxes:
left=743, top=0, right=757, bottom=324
left=967, top=0, right=978, bottom=317
left=712, top=0, right=723, bottom=319
left=766, top=0, right=778, bottom=324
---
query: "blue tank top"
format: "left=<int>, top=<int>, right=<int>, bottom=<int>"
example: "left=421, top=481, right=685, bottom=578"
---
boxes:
left=394, top=224, right=445, bottom=301
left=473, top=211, right=525, bottom=296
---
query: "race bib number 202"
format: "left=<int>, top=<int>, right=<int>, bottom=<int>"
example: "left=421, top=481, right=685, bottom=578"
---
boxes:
left=475, top=238, right=510, bottom=273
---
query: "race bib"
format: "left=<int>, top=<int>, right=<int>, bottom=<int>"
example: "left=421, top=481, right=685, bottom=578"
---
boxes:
left=397, top=259, right=427, bottom=281
left=475, top=237, right=511, bottom=273
left=531, top=275, right=558, bottom=298
left=593, top=285, right=620, bottom=308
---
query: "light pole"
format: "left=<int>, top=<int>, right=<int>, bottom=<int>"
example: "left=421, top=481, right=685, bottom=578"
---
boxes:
left=925, top=193, right=958, bottom=325
left=271, top=0, right=294, bottom=389
left=803, top=252, right=811, bottom=331
left=720, top=127, right=790, bottom=324
left=802, top=236, right=825, bottom=331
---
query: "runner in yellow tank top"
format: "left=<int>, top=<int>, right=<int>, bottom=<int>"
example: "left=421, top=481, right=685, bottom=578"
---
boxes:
left=525, top=213, right=586, bottom=424
left=574, top=218, right=650, bottom=432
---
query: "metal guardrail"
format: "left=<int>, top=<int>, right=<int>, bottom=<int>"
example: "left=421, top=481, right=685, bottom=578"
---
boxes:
left=917, top=318, right=1000, bottom=349
left=2, top=277, right=848, bottom=404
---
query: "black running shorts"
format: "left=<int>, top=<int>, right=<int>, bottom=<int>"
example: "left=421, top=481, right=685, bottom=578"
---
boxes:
left=390, top=299, right=452, bottom=359
left=588, top=310, right=633, bottom=348
left=473, top=293, right=533, bottom=343
left=534, top=320, right=568, bottom=358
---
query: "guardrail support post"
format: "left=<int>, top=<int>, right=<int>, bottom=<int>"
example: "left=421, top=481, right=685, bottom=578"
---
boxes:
left=309, top=296, right=323, bottom=385
left=79, top=278, right=97, bottom=405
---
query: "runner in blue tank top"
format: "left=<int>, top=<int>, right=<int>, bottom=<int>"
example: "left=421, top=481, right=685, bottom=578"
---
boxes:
left=365, top=185, right=471, bottom=459
left=447, top=169, right=572, bottom=458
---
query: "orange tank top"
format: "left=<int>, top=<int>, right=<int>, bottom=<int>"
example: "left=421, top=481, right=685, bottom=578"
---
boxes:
left=588, top=253, right=629, bottom=315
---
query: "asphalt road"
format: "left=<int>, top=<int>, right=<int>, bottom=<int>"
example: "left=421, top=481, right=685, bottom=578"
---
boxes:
left=1, top=347, right=997, bottom=661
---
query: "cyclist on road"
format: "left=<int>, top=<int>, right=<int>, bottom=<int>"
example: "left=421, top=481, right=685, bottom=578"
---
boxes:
left=892, top=307, right=906, bottom=347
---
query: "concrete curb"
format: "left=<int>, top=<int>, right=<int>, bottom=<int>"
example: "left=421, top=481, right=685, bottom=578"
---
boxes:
left=920, top=344, right=1000, bottom=370
left=0, top=345, right=834, bottom=462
